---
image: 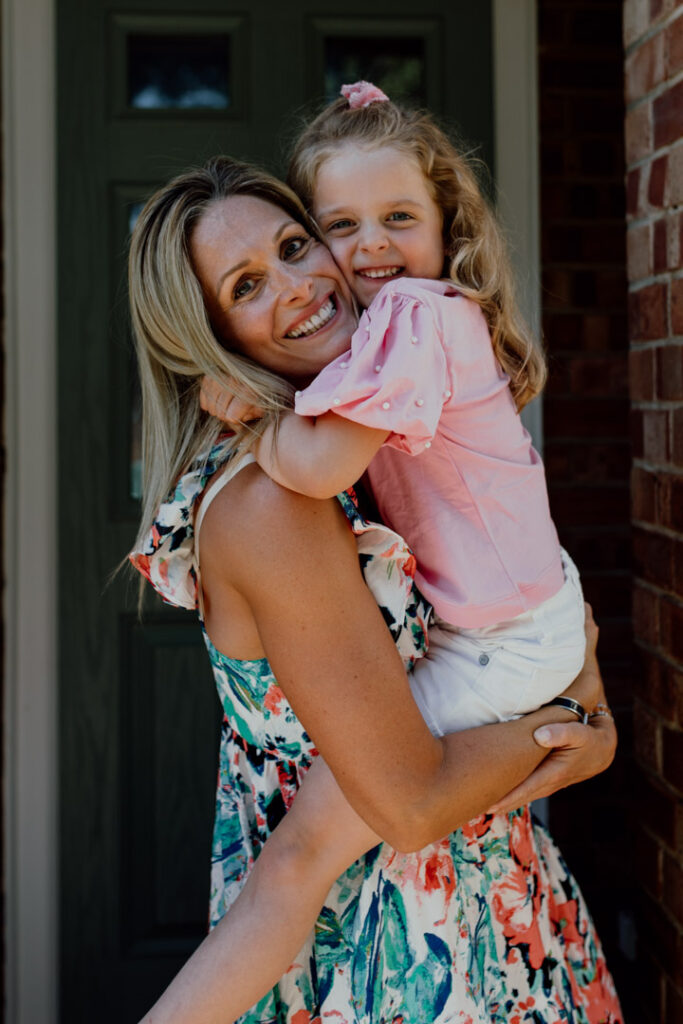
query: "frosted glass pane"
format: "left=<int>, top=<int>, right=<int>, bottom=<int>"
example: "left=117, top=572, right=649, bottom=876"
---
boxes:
left=129, top=201, right=143, bottom=500
left=128, top=34, right=230, bottom=110
left=324, top=37, right=426, bottom=106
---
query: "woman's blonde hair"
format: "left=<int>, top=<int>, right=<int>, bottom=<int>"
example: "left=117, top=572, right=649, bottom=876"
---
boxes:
left=288, top=97, right=546, bottom=409
left=129, top=156, right=315, bottom=552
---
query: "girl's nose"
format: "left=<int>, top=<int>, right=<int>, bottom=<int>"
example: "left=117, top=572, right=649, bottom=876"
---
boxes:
left=359, top=225, right=389, bottom=254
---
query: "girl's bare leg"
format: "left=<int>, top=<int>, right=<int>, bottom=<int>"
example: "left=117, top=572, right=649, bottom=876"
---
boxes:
left=138, top=759, right=378, bottom=1024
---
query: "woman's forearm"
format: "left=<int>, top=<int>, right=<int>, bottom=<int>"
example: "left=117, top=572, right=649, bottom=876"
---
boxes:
left=382, top=662, right=603, bottom=852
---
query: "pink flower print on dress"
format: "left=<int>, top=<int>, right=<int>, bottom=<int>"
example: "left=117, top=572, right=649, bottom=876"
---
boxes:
left=341, top=80, right=390, bottom=109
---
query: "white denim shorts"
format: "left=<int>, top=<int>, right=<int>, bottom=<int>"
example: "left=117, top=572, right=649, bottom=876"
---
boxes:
left=409, top=549, right=587, bottom=736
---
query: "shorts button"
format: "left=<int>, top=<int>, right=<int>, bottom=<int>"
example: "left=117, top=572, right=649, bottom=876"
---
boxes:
left=478, top=653, right=490, bottom=666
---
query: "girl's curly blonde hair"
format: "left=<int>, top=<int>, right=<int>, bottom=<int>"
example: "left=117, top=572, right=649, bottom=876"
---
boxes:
left=288, top=97, right=546, bottom=410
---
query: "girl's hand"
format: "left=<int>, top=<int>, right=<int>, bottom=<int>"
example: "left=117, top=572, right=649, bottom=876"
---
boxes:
left=200, top=375, right=264, bottom=425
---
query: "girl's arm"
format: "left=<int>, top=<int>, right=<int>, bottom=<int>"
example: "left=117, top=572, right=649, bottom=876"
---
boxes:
left=256, top=411, right=388, bottom=499
left=201, top=468, right=607, bottom=852
left=198, top=375, right=388, bottom=499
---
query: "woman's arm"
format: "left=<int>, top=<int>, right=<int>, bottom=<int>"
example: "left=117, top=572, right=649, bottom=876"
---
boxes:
left=200, top=469, right=607, bottom=852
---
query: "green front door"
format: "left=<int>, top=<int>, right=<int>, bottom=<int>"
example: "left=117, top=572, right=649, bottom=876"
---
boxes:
left=58, top=2, right=492, bottom=1019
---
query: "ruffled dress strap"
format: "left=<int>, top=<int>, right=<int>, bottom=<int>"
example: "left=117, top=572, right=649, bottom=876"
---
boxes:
left=130, top=445, right=431, bottom=667
left=129, top=439, right=238, bottom=610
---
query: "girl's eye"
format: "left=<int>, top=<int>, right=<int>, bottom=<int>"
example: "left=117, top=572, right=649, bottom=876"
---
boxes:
left=325, top=219, right=354, bottom=232
left=233, top=276, right=258, bottom=300
left=281, top=235, right=311, bottom=260
left=387, top=211, right=413, bottom=222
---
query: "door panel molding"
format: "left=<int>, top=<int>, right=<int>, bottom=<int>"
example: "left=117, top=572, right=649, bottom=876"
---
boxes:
left=3, top=0, right=58, bottom=1022
left=4, top=1, right=540, bottom=1017
left=493, top=0, right=543, bottom=451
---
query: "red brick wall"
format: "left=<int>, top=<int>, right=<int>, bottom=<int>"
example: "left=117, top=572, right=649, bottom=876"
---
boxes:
left=538, top=0, right=636, bottom=1006
left=625, top=0, right=683, bottom=1019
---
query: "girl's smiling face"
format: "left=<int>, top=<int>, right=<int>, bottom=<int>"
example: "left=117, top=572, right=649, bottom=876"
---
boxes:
left=190, top=195, right=357, bottom=386
left=312, top=144, right=445, bottom=309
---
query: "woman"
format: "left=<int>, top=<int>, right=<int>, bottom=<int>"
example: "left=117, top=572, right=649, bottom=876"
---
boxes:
left=129, top=156, right=620, bottom=1023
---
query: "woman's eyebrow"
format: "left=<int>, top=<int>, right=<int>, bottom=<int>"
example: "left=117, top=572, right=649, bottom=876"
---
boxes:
left=216, top=260, right=248, bottom=299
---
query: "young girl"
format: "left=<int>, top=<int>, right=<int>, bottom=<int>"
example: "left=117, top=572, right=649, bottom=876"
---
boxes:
left=144, top=87, right=596, bottom=1023
left=203, top=81, right=587, bottom=738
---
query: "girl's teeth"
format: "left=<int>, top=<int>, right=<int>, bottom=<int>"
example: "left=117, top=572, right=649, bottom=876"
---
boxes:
left=361, top=267, right=402, bottom=279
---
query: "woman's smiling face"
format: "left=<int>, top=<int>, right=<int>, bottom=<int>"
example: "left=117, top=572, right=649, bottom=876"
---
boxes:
left=190, top=195, right=358, bottom=386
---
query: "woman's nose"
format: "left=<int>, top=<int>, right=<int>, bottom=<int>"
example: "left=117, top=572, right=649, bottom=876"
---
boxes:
left=279, top=266, right=315, bottom=304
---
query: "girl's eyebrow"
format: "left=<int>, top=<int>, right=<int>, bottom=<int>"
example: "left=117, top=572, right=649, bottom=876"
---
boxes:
left=318, top=199, right=427, bottom=218
left=215, top=219, right=298, bottom=297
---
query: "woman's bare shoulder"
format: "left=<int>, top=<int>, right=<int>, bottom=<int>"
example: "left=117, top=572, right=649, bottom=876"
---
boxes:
left=200, top=462, right=356, bottom=582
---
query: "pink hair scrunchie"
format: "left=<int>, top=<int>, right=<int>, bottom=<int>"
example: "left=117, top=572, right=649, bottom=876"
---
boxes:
left=341, top=81, right=390, bottom=109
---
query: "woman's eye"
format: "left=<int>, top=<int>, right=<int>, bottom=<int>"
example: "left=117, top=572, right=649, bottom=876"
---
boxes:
left=387, top=211, right=413, bottom=222
left=282, top=235, right=311, bottom=260
left=233, top=276, right=258, bottom=300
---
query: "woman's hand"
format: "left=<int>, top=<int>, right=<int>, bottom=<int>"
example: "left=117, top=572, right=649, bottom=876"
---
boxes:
left=488, top=602, right=617, bottom=813
left=200, top=375, right=264, bottom=425
left=487, top=714, right=617, bottom=812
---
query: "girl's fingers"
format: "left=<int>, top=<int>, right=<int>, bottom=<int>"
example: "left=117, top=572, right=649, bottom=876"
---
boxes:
left=199, top=376, right=226, bottom=414
left=199, top=376, right=263, bottom=424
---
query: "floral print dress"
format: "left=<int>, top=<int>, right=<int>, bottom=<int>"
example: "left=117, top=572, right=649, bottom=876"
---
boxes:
left=131, top=442, right=622, bottom=1024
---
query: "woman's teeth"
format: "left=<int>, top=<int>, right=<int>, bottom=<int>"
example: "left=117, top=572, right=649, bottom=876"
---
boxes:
left=358, top=267, right=403, bottom=279
left=287, top=297, right=336, bottom=338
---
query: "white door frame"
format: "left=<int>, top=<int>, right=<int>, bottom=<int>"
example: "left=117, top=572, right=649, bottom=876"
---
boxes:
left=3, top=0, right=58, bottom=1022
left=2, top=2, right=540, bottom=1019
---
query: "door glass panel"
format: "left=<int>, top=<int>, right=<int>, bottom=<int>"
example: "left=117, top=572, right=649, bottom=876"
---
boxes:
left=127, top=34, right=230, bottom=110
left=324, top=36, right=426, bottom=105
left=128, top=200, right=145, bottom=501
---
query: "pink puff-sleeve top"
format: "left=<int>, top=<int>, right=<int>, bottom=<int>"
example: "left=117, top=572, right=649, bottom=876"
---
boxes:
left=295, top=278, right=564, bottom=628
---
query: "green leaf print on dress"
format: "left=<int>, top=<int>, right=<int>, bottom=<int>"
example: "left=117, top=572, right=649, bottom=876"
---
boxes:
left=131, top=443, right=623, bottom=1024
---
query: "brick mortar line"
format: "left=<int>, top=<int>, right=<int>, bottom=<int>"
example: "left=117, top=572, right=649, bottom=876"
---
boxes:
left=635, top=756, right=683, bottom=809
left=632, top=458, right=683, bottom=473
left=633, top=398, right=683, bottom=408
left=626, top=142, right=683, bottom=174
left=633, top=519, right=683, bottom=541
left=629, top=270, right=683, bottom=288
left=633, top=637, right=683, bottom=665
left=630, top=337, right=683, bottom=350
left=634, top=693, right=683, bottom=731
left=634, top=691, right=683, bottom=734
left=633, top=574, right=683, bottom=605
left=628, top=209, right=683, bottom=229
left=634, top=578, right=683, bottom=606
left=624, top=7, right=683, bottom=61
left=638, top=822, right=682, bottom=875
left=631, top=338, right=683, bottom=349
left=625, top=64, right=683, bottom=113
